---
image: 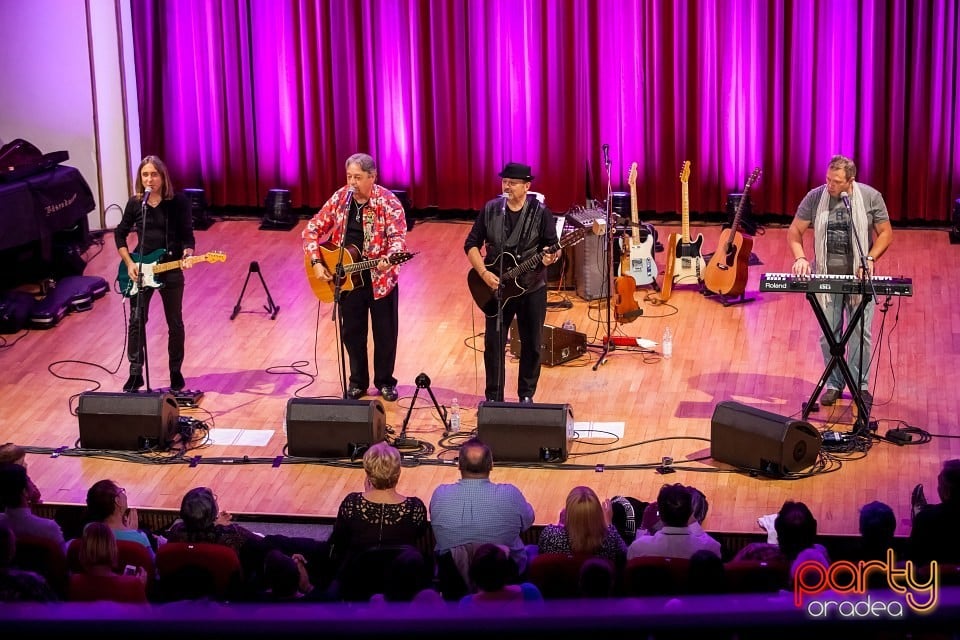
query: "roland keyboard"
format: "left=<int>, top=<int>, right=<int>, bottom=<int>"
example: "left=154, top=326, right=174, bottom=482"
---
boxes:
left=759, top=273, right=913, bottom=297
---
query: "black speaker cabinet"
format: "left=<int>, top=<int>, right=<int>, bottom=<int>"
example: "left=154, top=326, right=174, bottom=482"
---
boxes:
left=710, top=400, right=821, bottom=475
left=477, top=401, right=573, bottom=463
left=286, top=398, right=386, bottom=458
left=77, top=391, right=180, bottom=450
left=508, top=320, right=587, bottom=367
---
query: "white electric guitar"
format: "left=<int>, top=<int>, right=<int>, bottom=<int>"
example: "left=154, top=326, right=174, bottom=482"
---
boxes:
left=620, top=162, right=658, bottom=286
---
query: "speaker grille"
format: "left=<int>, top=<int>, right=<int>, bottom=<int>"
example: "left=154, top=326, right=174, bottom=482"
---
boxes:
left=477, top=401, right=573, bottom=463
left=286, top=398, right=386, bottom=458
left=710, top=401, right=821, bottom=475
left=77, top=391, right=179, bottom=450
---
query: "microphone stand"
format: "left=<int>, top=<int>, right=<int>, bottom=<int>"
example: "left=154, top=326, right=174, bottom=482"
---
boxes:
left=396, top=372, right=448, bottom=448
left=593, top=153, right=615, bottom=370
left=134, top=192, right=152, bottom=392
left=846, top=195, right=878, bottom=432
left=495, top=194, right=508, bottom=401
left=331, top=188, right=353, bottom=400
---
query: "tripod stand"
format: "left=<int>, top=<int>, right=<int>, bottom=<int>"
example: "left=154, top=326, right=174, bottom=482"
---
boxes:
left=230, top=261, right=279, bottom=320
left=395, top=372, right=448, bottom=448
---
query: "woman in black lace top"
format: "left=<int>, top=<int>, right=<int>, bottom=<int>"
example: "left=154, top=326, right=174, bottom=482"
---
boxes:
left=327, top=442, right=428, bottom=570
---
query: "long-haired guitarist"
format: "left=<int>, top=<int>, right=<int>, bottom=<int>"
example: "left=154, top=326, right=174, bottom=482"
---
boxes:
left=464, top=162, right=560, bottom=403
left=302, top=153, right=408, bottom=403
left=114, top=155, right=196, bottom=393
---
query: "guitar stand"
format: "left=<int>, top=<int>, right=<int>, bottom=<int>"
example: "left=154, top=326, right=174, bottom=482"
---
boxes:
left=230, top=261, right=279, bottom=320
left=801, top=292, right=872, bottom=433
left=701, top=288, right=754, bottom=307
left=395, top=372, right=448, bottom=448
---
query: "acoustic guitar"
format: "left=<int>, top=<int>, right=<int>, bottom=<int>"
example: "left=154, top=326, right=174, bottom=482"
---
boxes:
left=620, top=162, right=658, bottom=286
left=118, top=249, right=227, bottom=297
left=660, top=160, right=705, bottom=301
left=305, top=241, right=417, bottom=303
left=703, top=167, right=761, bottom=297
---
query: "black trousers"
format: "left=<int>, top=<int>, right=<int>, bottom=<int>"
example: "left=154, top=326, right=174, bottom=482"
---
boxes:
left=483, top=285, right=547, bottom=402
left=339, top=284, right=399, bottom=390
left=127, top=277, right=185, bottom=375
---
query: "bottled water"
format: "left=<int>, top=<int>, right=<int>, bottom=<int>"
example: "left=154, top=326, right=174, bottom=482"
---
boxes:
left=662, top=326, right=673, bottom=359
left=449, top=398, right=461, bottom=433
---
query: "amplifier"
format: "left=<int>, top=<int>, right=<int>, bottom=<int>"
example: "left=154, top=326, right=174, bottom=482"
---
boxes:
left=509, top=321, right=588, bottom=366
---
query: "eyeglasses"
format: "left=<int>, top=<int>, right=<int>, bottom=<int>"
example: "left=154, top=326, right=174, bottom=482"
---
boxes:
left=502, top=179, right=525, bottom=187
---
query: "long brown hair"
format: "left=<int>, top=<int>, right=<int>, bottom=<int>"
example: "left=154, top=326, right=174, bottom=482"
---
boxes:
left=564, top=486, right=607, bottom=555
left=135, top=155, right=175, bottom=200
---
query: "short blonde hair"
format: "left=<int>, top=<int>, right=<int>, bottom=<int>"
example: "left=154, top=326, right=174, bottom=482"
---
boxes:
left=363, top=442, right=401, bottom=490
left=79, top=521, right=118, bottom=572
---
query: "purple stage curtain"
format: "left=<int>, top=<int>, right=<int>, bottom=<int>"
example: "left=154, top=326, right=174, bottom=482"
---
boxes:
left=132, top=0, right=960, bottom=222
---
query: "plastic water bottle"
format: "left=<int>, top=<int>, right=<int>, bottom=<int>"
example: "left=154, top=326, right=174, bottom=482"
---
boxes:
left=662, top=326, right=673, bottom=359
left=449, top=398, right=461, bottom=433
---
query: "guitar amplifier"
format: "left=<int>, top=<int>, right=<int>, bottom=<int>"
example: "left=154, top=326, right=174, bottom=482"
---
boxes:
left=509, top=321, right=588, bottom=366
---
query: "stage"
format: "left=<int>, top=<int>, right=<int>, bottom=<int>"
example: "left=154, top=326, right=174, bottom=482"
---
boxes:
left=2, top=216, right=955, bottom=539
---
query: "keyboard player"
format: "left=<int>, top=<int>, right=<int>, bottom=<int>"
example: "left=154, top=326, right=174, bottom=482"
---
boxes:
left=786, top=154, right=894, bottom=410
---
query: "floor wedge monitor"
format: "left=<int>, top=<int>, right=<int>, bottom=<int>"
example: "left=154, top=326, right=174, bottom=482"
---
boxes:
left=77, top=391, right=179, bottom=450
left=477, top=401, right=574, bottom=463
left=286, top=398, right=386, bottom=459
left=710, top=400, right=821, bottom=475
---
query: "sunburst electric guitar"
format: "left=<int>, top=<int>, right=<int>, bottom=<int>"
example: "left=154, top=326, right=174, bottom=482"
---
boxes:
left=703, top=167, right=761, bottom=297
left=118, top=249, right=227, bottom=297
left=660, top=160, right=705, bottom=301
left=621, top=162, right=658, bottom=286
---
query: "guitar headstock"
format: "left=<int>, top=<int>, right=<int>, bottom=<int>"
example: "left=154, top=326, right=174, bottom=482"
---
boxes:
left=680, top=161, right=691, bottom=184
left=628, top=162, right=638, bottom=187
left=200, top=251, right=227, bottom=263
left=389, top=251, right=418, bottom=266
left=560, top=227, right=588, bottom=249
left=744, top=167, right=761, bottom=192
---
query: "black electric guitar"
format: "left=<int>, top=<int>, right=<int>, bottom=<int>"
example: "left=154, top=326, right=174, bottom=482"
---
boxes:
left=118, top=249, right=227, bottom=297
left=468, top=228, right=587, bottom=317
left=306, top=241, right=417, bottom=303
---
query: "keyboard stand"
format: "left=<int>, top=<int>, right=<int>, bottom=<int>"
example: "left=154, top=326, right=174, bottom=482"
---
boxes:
left=801, top=292, right=872, bottom=433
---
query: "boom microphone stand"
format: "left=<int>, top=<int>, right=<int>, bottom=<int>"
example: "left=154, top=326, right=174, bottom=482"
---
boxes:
left=331, top=187, right=355, bottom=400
left=132, top=188, right=153, bottom=392
left=594, top=144, right=615, bottom=370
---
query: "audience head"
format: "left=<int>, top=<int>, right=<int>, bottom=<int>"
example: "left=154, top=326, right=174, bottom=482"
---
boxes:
left=578, top=557, right=616, bottom=598
left=458, top=438, right=493, bottom=479
left=688, top=549, right=726, bottom=594
left=688, top=486, right=709, bottom=524
left=179, top=487, right=220, bottom=531
left=610, top=495, right=647, bottom=544
left=363, top=442, right=402, bottom=490
left=563, top=486, right=607, bottom=555
left=79, top=521, right=118, bottom=572
left=381, top=547, right=431, bottom=602
left=263, top=550, right=301, bottom=599
left=0, top=462, right=29, bottom=509
left=86, top=479, right=127, bottom=522
left=0, top=443, right=27, bottom=467
left=938, top=459, right=960, bottom=504
left=859, top=501, right=896, bottom=541
left=468, top=543, right=517, bottom=592
left=656, top=483, right=693, bottom=528
left=774, top=500, right=818, bottom=560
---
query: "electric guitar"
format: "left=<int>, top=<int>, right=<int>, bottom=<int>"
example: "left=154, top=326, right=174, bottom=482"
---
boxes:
left=703, top=167, right=761, bottom=297
left=305, top=241, right=417, bottom=303
left=118, top=249, right=227, bottom=297
left=621, top=162, right=658, bottom=286
left=468, top=228, right=587, bottom=317
left=660, top=160, right=705, bottom=301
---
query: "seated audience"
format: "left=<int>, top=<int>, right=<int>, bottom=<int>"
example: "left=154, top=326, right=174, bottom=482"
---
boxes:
left=458, top=543, right=543, bottom=606
left=257, top=550, right=329, bottom=602
left=84, top=479, right=155, bottom=554
left=626, top=483, right=722, bottom=560
left=577, top=557, right=617, bottom=598
left=0, top=521, right=57, bottom=602
left=0, top=444, right=42, bottom=506
left=68, top=522, right=147, bottom=603
left=687, top=548, right=726, bottom=594
left=369, top=546, right=443, bottom=605
left=0, top=463, right=63, bottom=547
left=734, top=500, right=829, bottom=577
left=430, top=438, right=535, bottom=575
left=851, top=500, right=898, bottom=563
left=537, top=486, right=627, bottom=566
left=610, top=495, right=647, bottom=545
left=910, top=458, right=960, bottom=565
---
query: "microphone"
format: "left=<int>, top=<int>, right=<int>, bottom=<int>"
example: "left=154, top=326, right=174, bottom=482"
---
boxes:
left=602, top=143, right=610, bottom=166
left=141, top=187, right=152, bottom=207
left=840, top=191, right=852, bottom=211
left=501, top=191, right=508, bottom=214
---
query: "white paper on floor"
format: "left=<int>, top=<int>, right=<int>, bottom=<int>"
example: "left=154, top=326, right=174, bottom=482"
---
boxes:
left=207, top=428, right=274, bottom=446
left=574, top=421, right=625, bottom=439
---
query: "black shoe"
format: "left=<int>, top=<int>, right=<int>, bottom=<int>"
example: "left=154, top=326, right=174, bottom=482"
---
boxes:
left=123, top=374, right=144, bottom=392
left=346, top=386, right=366, bottom=400
left=379, top=385, right=398, bottom=402
left=820, top=388, right=841, bottom=406
left=520, top=396, right=533, bottom=404
left=170, top=372, right=185, bottom=391
left=911, top=483, right=928, bottom=524
left=860, top=390, right=873, bottom=413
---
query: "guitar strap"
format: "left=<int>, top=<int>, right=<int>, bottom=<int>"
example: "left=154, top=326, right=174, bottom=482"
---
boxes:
left=503, top=199, right=538, bottom=256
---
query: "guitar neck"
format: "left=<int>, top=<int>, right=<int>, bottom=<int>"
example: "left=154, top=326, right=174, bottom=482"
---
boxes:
left=343, top=258, right=380, bottom=274
left=152, top=259, right=185, bottom=275
left=630, top=181, right=640, bottom=248
left=681, top=182, right=691, bottom=243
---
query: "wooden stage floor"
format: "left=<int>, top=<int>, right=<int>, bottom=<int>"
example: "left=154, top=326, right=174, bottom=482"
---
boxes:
left=2, top=217, right=956, bottom=538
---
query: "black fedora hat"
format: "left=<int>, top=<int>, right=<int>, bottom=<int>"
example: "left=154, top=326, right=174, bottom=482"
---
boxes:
left=498, top=162, right=534, bottom=181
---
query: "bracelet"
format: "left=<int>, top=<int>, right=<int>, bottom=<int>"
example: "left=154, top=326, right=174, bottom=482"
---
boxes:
left=794, top=256, right=807, bottom=262
left=866, top=256, right=875, bottom=262
left=310, top=258, right=324, bottom=266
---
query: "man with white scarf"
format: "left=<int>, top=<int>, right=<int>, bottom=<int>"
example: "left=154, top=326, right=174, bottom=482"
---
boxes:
left=786, top=155, right=894, bottom=409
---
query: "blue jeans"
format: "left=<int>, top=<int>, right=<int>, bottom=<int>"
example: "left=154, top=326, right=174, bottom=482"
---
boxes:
left=816, top=293, right=875, bottom=391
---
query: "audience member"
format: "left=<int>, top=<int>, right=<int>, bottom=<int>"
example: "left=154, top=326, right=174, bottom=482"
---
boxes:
left=626, top=483, right=721, bottom=560
left=537, top=486, right=627, bottom=566
left=610, top=495, right=648, bottom=545
left=577, top=557, right=617, bottom=598
left=84, top=479, right=156, bottom=554
left=910, top=458, right=960, bottom=565
left=369, top=546, right=443, bottom=605
left=257, top=550, right=330, bottom=602
left=68, top=522, right=147, bottom=603
left=0, top=521, right=57, bottom=602
left=0, top=444, right=42, bottom=506
left=851, top=500, right=897, bottom=562
left=687, top=548, right=726, bottom=594
left=458, top=543, right=543, bottom=606
left=430, top=438, right=535, bottom=575
left=734, top=500, right=830, bottom=574
left=0, top=463, right=63, bottom=547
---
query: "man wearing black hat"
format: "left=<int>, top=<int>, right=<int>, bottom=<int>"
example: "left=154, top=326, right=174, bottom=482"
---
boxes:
left=464, top=162, right=560, bottom=403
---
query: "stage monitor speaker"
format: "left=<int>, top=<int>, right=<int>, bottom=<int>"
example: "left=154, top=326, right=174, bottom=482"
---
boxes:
left=710, top=400, right=821, bottom=475
left=574, top=232, right=609, bottom=301
left=477, top=401, right=573, bottom=463
left=77, top=391, right=179, bottom=450
left=286, top=398, right=386, bottom=458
